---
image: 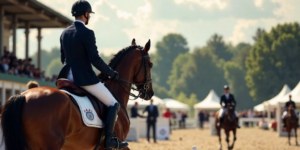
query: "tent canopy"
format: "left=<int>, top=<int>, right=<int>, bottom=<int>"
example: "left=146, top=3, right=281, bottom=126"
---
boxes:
left=254, top=103, right=265, bottom=111
left=127, top=91, right=165, bottom=109
left=266, top=84, right=291, bottom=107
left=194, top=90, right=221, bottom=110
left=163, top=98, right=190, bottom=112
left=279, top=81, right=300, bottom=103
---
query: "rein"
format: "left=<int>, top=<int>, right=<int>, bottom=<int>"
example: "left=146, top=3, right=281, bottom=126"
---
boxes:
left=103, top=47, right=152, bottom=124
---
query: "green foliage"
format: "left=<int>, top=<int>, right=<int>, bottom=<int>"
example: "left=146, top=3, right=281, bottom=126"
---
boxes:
left=246, top=22, right=300, bottom=100
left=31, top=47, right=60, bottom=70
left=253, top=28, right=266, bottom=42
left=231, top=43, right=252, bottom=68
left=45, top=58, right=63, bottom=77
left=223, top=62, right=260, bottom=110
left=152, top=83, right=170, bottom=99
left=168, top=47, right=227, bottom=100
left=207, top=34, right=233, bottom=61
left=152, top=33, right=189, bottom=89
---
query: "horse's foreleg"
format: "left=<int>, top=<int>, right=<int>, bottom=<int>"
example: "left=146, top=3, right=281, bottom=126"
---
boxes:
left=225, top=130, right=230, bottom=150
left=287, top=128, right=291, bottom=146
left=216, top=127, right=222, bottom=150
left=230, top=129, right=237, bottom=150
left=295, top=127, right=298, bottom=146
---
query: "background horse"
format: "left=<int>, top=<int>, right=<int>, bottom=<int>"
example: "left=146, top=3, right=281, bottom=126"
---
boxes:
left=215, top=103, right=237, bottom=150
left=285, top=104, right=298, bottom=146
left=1, top=39, right=154, bottom=150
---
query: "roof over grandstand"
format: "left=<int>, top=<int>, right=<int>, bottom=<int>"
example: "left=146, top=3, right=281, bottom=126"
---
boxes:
left=1, top=0, right=73, bottom=28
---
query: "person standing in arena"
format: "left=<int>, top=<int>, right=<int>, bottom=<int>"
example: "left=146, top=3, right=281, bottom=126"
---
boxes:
left=57, top=0, right=127, bottom=149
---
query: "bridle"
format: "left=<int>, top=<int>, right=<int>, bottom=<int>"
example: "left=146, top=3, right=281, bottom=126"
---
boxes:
left=117, top=47, right=152, bottom=99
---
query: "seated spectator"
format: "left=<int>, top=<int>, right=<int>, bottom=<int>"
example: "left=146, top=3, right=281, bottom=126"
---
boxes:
left=18, top=64, right=25, bottom=76
left=7, top=66, right=15, bottom=75
left=0, top=57, right=6, bottom=72
left=33, top=68, right=40, bottom=78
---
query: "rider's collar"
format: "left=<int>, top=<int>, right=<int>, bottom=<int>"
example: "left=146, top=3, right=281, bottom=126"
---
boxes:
left=74, top=20, right=85, bottom=25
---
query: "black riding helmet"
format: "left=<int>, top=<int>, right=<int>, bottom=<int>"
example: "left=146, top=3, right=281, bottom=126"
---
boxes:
left=71, top=0, right=94, bottom=17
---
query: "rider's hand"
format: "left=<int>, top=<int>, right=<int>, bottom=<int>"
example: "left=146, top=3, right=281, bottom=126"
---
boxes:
left=111, top=71, right=119, bottom=80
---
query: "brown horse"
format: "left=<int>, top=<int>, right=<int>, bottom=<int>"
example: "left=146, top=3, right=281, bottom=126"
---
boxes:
left=1, top=39, right=154, bottom=150
left=285, top=104, right=299, bottom=146
left=215, top=103, right=237, bottom=150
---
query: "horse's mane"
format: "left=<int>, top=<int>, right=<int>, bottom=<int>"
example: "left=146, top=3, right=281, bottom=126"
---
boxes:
left=108, top=45, right=142, bottom=69
left=97, top=45, right=142, bottom=78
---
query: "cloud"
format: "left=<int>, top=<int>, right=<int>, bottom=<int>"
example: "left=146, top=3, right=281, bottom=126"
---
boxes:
left=253, top=0, right=263, bottom=8
left=227, top=19, right=258, bottom=45
left=174, top=0, right=229, bottom=10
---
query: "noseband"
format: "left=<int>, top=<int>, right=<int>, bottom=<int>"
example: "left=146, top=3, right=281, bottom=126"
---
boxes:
left=117, top=48, right=152, bottom=99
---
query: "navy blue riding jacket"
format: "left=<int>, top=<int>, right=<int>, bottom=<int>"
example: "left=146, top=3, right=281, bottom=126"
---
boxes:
left=285, top=100, right=296, bottom=110
left=58, top=22, right=115, bottom=86
left=220, top=94, right=236, bottom=108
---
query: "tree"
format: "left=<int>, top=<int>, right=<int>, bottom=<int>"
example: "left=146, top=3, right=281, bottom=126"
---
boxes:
left=224, top=62, right=259, bottom=110
left=31, top=47, right=60, bottom=70
left=246, top=23, right=300, bottom=100
left=168, top=47, right=227, bottom=100
left=231, top=42, right=252, bottom=68
left=152, top=33, right=189, bottom=89
left=253, top=28, right=266, bottom=42
left=207, top=34, right=233, bottom=61
left=46, top=58, right=63, bottom=77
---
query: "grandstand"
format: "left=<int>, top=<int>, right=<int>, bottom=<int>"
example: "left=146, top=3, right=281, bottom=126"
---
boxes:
left=0, top=0, right=72, bottom=105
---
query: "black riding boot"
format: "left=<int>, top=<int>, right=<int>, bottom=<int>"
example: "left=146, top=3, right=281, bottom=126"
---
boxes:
left=217, top=117, right=223, bottom=127
left=105, top=103, right=128, bottom=150
left=236, top=117, right=240, bottom=128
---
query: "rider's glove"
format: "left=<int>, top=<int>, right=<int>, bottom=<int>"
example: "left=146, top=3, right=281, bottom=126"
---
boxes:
left=111, top=71, right=119, bottom=80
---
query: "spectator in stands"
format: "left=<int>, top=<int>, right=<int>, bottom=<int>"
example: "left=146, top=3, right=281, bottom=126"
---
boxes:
left=18, top=64, right=25, bottom=76
left=163, top=108, right=172, bottom=134
left=26, top=81, right=39, bottom=89
left=1, top=57, right=9, bottom=72
left=0, top=57, right=6, bottom=72
left=130, top=102, right=144, bottom=118
left=247, top=110, right=254, bottom=118
left=198, top=110, right=205, bottom=129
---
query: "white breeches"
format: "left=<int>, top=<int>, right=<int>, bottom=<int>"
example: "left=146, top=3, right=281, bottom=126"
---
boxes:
left=67, top=68, right=117, bottom=107
left=218, top=108, right=238, bottom=118
left=281, top=111, right=298, bottom=119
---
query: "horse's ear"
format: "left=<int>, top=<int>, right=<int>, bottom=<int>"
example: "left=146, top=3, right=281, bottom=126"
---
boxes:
left=131, top=38, right=136, bottom=46
left=144, top=39, right=151, bottom=52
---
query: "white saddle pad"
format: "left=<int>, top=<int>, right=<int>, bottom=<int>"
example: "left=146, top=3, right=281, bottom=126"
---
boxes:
left=60, top=90, right=104, bottom=128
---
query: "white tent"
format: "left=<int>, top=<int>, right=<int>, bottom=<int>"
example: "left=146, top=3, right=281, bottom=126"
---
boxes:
left=265, top=84, right=291, bottom=108
left=127, top=90, right=165, bottom=117
left=254, top=103, right=265, bottom=111
left=279, top=81, right=300, bottom=104
left=127, top=95, right=165, bottom=109
left=163, top=98, right=190, bottom=112
left=194, top=90, right=221, bottom=110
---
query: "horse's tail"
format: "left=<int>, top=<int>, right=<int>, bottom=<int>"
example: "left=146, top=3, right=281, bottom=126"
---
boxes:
left=1, top=95, right=31, bottom=150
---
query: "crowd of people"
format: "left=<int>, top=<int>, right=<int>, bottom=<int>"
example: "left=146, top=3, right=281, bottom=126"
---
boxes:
left=0, top=49, right=58, bottom=82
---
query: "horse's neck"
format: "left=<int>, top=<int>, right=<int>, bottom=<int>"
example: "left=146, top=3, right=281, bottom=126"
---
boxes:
left=106, top=62, right=135, bottom=107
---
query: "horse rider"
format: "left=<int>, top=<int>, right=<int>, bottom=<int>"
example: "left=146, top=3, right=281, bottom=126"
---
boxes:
left=282, top=95, right=299, bottom=127
left=57, top=0, right=128, bottom=149
left=217, top=85, right=240, bottom=128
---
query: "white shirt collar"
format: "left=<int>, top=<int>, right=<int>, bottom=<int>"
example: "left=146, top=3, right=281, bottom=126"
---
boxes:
left=74, top=20, right=85, bottom=25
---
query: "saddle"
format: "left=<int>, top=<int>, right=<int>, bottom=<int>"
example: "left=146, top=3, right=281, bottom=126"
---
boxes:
left=56, top=78, right=107, bottom=121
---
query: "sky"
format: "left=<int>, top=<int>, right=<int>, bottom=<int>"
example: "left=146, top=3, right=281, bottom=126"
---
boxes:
left=11, top=0, right=300, bottom=59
